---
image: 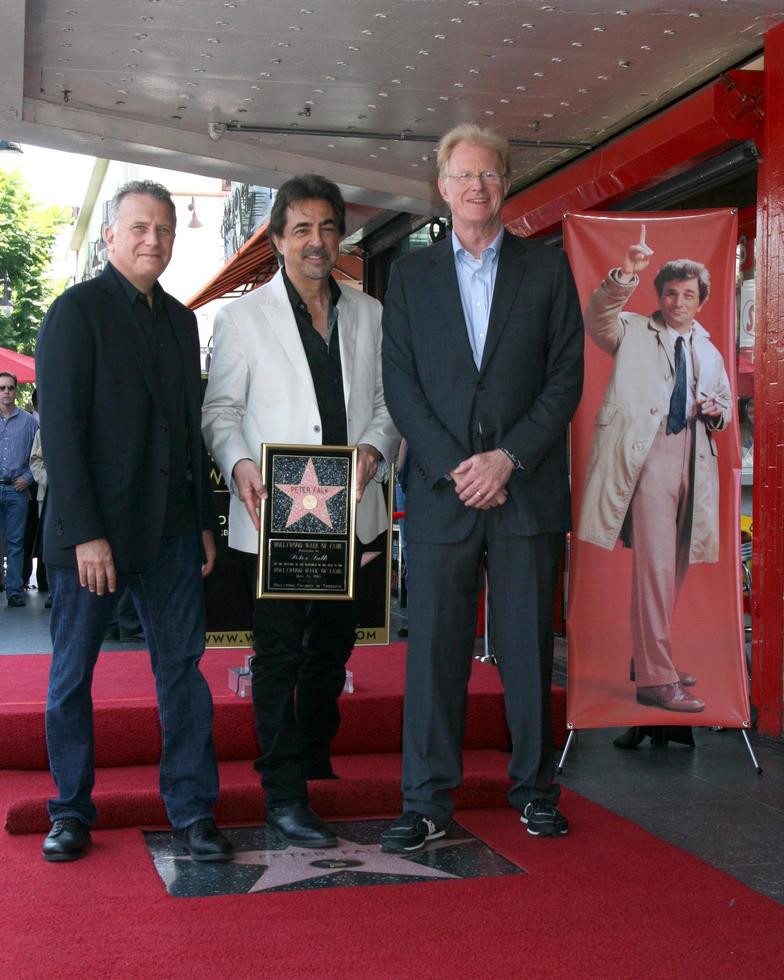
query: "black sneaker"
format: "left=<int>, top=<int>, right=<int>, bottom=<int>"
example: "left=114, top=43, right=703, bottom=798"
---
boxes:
left=521, top=800, right=568, bottom=837
left=380, top=811, right=446, bottom=853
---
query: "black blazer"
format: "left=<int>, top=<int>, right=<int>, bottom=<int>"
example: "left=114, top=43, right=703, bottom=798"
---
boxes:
left=381, top=232, right=584, bottom=544
left=35, top=265, right=217, bottom=572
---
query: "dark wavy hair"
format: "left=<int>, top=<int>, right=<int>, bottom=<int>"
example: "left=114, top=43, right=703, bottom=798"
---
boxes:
left=268, top=174, right=346, bottom=255
left=654, top=259, right=710, bottom=304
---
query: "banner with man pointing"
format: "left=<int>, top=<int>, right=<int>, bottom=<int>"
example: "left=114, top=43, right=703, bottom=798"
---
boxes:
left=564, top=210, right=749, bottom=730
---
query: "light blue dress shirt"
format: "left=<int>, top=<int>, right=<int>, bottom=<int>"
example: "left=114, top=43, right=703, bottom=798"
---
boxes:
left=451, top=226, right=504, bottom=369
left=0, top=407, right=37, bottom=485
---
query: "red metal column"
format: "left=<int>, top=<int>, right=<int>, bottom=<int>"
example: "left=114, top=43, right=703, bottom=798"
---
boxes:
left=752, top=22, right=784, bottom=736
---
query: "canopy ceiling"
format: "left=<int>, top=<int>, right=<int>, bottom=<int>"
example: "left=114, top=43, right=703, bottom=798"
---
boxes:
left=2, top=1, right=782, bottom=215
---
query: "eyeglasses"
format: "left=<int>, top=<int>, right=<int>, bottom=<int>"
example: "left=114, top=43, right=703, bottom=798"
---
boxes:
left=0, top=385, right=17, bottom=391
left=444, top=171, right=505, bottom=184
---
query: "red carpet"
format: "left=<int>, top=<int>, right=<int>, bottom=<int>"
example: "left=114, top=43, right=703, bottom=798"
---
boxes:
left=1, top=644, right=567, bottom=833
left=2, top=752, right=512, bottom=834
left=1, top=644, right=547, bottom=769
left=2, top=793, right=783, bottom=979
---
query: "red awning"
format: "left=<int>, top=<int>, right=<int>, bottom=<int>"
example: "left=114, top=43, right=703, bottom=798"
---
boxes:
left=0, top=346, right=35, bottom=383
left=187, top=221, right=278, bottom=310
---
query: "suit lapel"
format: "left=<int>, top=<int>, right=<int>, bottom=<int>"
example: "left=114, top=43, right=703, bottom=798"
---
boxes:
left=478, top=233, right=526, bottom=375
left=433, top=238, right=478, bottom=373
left=650, top=314, right=676, bottom=373
left=337, top=285, right=356, bottom=406
left=264, top=272, right=319, bottom=405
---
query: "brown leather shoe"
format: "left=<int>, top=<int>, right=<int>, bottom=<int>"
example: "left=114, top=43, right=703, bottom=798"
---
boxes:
left=630, top=658, right=696, bottom=687
left=636, top=682, right=704, bottom=712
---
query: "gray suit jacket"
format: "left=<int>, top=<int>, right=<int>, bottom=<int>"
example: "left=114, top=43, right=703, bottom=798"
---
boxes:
left=381, top=231, right=584, bottom=544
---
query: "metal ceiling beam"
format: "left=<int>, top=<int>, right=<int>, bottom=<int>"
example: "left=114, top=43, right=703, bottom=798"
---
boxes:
left=216, top=121, right=592, bottom=152
left=11, top=98, right=442, bottom=215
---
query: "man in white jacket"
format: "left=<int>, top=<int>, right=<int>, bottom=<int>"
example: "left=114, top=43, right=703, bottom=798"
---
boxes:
left=203, top=174, right=398, bottom=848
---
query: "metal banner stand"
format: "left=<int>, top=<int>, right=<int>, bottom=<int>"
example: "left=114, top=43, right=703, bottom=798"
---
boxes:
left=467, top=568, right=761, bottom=778
left=475, top=570, right=496, bottom=666
left=557, top=725, right=763, bottom=774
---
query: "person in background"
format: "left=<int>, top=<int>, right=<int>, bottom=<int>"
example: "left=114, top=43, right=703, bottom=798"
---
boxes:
left=22, top=389, right=46, bottom=593
left=0, top=371, right=38, bottom=607
left=29, top=426, right=51, bottom=606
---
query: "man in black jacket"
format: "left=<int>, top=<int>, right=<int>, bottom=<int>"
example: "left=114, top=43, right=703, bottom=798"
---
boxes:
left=36, top=180, right=231, bottom=864
left=381, top=125, right=583, bottom=851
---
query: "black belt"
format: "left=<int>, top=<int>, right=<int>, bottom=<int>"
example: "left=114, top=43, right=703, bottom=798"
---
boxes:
left=0, top=478, right=15, bottom=485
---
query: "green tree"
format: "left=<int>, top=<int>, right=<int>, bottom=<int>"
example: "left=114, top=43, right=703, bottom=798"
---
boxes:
left=0, top=171, right=69, bottom=355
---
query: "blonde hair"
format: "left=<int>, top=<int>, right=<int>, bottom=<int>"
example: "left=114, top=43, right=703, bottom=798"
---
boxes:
left=436, top=124, right=511, bottom=178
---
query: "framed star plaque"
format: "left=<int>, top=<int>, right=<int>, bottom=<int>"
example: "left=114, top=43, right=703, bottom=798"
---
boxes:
left=257, top=444, right=358, bottom=600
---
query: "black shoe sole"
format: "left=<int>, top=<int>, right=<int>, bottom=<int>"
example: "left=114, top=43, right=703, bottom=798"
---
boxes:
left=635, top=694, right=704, bottom=712
left=43, top=849, right=89, bottom=862
left=170, top=839, right=234, bottom=862
left=42, top=841, right=91, bottom=862
left=380, top=827, right=446, bottom=854
left=265, top=825, right=338, bottom=849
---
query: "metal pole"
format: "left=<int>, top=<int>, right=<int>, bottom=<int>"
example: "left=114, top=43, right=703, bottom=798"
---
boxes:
left=556, top=730, right=575, bottom=774
left=476, top=569, right=497, bottom=664
left=741, top=729, right=763, bottom=774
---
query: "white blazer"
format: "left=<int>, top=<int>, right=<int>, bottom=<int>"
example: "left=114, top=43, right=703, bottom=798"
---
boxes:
left=202, top=269, right=400, bottom=553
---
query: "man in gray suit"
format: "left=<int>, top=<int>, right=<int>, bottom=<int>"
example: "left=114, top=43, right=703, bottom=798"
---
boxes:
left=380, top=124, right=584, bottom=851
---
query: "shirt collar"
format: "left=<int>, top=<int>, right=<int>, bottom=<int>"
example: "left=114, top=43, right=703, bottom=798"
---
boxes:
left=666, top=324, right=693, bottom=346
left=451, top=225, right=505, bottom=262
left=282, top=267, right=341, bottom=313
left=108, top=262, right=164, bottom=310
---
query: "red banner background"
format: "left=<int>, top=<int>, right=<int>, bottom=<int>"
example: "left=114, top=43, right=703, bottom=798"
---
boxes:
left=564, top=210, right=749, bottom=729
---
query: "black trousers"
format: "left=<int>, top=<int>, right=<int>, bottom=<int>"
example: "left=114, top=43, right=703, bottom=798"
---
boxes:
left=402, top=514, right=563, bottom=824
left=241, top=551, right=359, bottom=807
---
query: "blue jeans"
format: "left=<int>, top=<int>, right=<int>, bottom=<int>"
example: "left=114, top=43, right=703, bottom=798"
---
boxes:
left=0, top=483, right=28, bottom=598
left=45, top=533, right=219, bottom=828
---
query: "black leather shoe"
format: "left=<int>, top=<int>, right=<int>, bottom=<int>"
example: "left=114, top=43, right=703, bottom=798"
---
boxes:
left=172, top=818, right=233, bottom=862
left=7, top=594, right=25, bottom=607
left=42, top=818, right=92, bottom=862
left=265, top=803, right=337, bottom=848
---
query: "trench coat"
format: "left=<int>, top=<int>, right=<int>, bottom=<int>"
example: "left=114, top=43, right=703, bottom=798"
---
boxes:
left=577, top=272, right=731, bottom=564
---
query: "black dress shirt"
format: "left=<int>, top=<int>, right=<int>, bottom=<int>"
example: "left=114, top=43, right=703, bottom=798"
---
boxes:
left=108, top=263, right=197, bottom=535
left=282, top=269, right=348, bottom=446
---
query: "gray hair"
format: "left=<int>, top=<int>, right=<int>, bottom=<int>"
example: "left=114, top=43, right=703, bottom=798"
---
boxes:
left=435, top=123, right=511, bottom=178
left=106, top=180, right=177, bottom=229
